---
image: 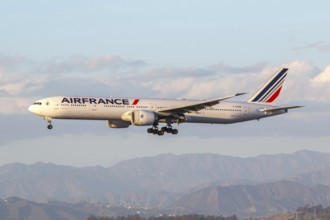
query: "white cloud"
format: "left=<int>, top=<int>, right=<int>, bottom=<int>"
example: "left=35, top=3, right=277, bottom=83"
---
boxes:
left=0, top=82, right=25, bottom=96
left=142, top=62, right=314, bottom=101
left=84, top=55, right=146, bottom=71
left=139, top=64, right=272, bottom=99
left=1, top=54, right=330, bottom=114
left=278, top=61, right=319, bottom=103
left=0, top=73, right=48, bottom=97
left=309, top=65, right=330, bottom=102
left=209, top=62, right=268, bottom=74
left=33, top=55, right=146, bottom=76
left=0, top=97, right=33, bottom=114
left=311, top=65, right=330, bottom=84
left=295, top=41, right=330, bottom=53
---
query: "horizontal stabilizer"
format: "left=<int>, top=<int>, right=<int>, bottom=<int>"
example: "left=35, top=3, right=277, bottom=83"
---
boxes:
left=259, top=105, right=304, bottom=113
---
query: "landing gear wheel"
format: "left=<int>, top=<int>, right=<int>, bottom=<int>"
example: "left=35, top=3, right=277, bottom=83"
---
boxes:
left=47, top=124, right=53, bottom=130
left=147, top=123, right=162, bottom=135
left=171, top=129, right=178, bottom=135
left=160, top=124, right=179, bottom=135
left=147, top=124, right=178, bottom=136
left=161, top=125, right=173, bottom=133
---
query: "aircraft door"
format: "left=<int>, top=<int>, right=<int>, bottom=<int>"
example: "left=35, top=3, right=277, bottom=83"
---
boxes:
left=242, top=106, right=248, bottom=119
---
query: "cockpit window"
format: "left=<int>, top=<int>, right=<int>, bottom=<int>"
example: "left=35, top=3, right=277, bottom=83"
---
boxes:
left=33, top=102, right=42, bottom=105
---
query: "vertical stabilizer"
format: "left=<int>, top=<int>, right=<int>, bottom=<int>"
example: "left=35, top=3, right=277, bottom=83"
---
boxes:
left=248, top=68, right=288, bottom=103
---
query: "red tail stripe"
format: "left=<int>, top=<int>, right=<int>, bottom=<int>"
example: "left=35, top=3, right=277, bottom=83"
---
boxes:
left=266, top=86, right=282, bottom=103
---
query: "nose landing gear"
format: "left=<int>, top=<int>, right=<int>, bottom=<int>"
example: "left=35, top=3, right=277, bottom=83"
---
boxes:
left=44, top=116, right=53, bottom=130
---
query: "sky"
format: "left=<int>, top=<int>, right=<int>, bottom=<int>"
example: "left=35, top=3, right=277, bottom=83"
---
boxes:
left=0, top=0, right=330, bottom=167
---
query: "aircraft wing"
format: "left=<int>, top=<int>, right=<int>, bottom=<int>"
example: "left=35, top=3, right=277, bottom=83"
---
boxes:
left=259, top=105, right=304, bottom=113
left=158, top=93, right=246, bottom=115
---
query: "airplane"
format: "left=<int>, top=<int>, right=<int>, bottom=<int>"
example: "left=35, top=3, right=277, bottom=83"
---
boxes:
left=28, top=68, right=303, bottom=136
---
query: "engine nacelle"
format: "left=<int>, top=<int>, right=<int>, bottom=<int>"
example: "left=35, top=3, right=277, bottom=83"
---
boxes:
left=131, top=110, right=158, bottom=126
left=107, top=120, right=130, bottom=128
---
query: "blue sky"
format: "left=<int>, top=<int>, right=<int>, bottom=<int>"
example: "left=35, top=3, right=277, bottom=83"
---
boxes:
left=0, top=1, right=330, bottom=166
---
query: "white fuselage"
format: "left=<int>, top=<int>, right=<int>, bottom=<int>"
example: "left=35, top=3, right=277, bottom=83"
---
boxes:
left=28, top=68, right=301, bottom=135
left=28, top=96, right=286, bottom=125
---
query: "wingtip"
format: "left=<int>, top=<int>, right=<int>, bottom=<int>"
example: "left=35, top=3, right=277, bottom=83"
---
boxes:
left=235, top=92, right=247, bottom=96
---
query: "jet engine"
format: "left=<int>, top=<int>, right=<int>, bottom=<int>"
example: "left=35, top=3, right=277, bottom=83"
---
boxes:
left=131, top=110, right=158, bottom=126
left=107, top=120, right=130, bottom=128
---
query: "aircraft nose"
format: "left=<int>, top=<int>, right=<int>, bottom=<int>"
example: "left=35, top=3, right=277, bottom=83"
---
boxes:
left=28, top=104, right=40, bottom=115
left=28, top=105, right=35, bottom=113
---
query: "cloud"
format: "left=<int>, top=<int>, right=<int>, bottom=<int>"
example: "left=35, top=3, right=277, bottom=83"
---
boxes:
left=0, top=82, right=25, bottom=96
left=138, top=64, right=275, bottom=99
left=84, top=55, right=146, bottom=71
left=0, top=97, right=34, bottom=114
left=209, top=62, right=268, bottom=74
left=1, top=57, right=330, bottom=145
left=138, top=66, right=214, bottom=80
left=141, top=63, right=311, bottom=100
left=1, top=54, right=330, bottom=115
left=278, top=61, right=319, bottom=103
left=0, top=55, right=28, bottom=72
left=30, top=55, right=146, bottom=76
left=309, top=65, right=330, bottom=102
left=311, top=65, right=330, bottom=84
left=0, top=72, right=48, bottom=97
left=0, top=54, right=148, bottom=114
left=294, top=41, right=330, bottom=53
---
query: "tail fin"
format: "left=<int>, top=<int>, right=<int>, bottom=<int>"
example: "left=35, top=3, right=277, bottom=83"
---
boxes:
left=248, top=68, right=288, bottom=103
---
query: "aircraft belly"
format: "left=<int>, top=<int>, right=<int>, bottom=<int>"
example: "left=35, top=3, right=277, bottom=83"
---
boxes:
left=185, top=113, right=244, bottom=124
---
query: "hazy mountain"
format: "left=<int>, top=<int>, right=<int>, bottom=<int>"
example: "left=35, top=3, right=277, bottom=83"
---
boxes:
left=0, top=197, right=96, bottom=220
left=0, top=197, right=157, bottom=220
left=0, top=150, right=329, bottom=210
left=108, top=150, right=330, bottom=193
left=287, top=169, right=330, bottom=186
left=0, top=163, right=146, bottom=203
left=172, top=181, right=330, bottom=217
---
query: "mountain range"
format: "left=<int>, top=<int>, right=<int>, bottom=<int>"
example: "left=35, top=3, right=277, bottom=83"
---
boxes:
left=0, top=150, right=329, bottom=217
left=172, top=181, right=330, bottom=217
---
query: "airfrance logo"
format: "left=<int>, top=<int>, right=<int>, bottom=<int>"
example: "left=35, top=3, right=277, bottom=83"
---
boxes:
left=62, top=97, right=140, bottom=105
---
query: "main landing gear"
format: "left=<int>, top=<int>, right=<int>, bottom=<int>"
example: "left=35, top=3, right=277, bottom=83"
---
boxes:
left=147, top=124, right=178, bottom=136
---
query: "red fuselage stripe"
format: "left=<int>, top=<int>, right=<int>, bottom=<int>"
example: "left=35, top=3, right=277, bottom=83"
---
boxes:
left=132, top=99, right=140, bottom=105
